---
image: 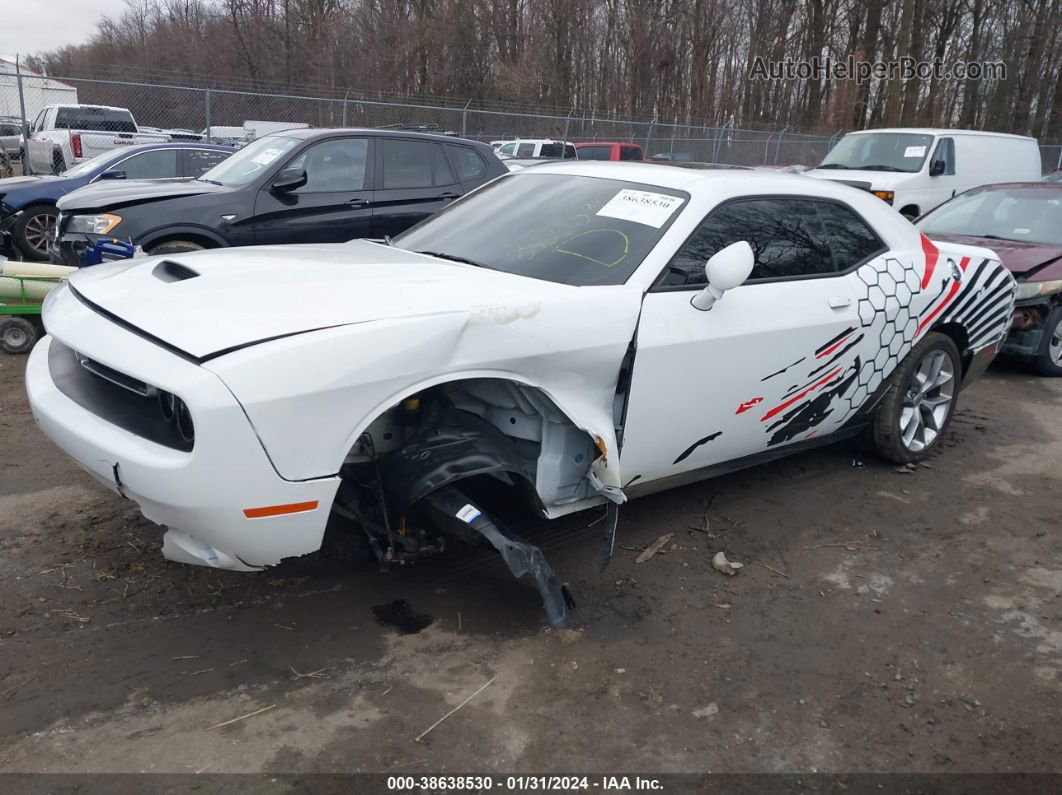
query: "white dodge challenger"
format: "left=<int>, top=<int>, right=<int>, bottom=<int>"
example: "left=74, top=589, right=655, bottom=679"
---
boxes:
left=27, top=163, right=1015, bottom=626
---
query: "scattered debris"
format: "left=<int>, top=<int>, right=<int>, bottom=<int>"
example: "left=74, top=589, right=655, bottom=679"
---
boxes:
left=851, top=458, right=865, bottom=468
left=414, top=675, right=498, bottom=743
left=960, top=697, right=981, bottom=712
left=757, top=561, right=790, bottom=578
left=290, top=666, right=329, bottom=679
left=372, top=600, right=433, bottom=634
left=712, top=551, right=744, bottom=576
left=894, top=463, right=918, bottom=474
left=692, top=703, right=719, bottom=719
left=272, top=623, right=294, bottom=631
left=635, top=533, right=673, bottom=564
left=205, top=703, right=277, bottom=731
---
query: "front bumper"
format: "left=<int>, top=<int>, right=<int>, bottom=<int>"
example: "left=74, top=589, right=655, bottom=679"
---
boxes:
left=50, top=232, right=100, bottom=268
left=1001, top=298, right=1055, bottom=357
left=26, top=290, right=340, bottom=569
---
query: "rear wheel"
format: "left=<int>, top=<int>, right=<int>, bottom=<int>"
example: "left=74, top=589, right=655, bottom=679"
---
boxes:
left=1035, top=306, right=1062, bottom=377
left=0, top=317, right=39, bottom=355
left=11, top=204, right=58, bottom=261
left=147, top=240, right=206, bottom=256
left=870, top=332, right=961, bottom=464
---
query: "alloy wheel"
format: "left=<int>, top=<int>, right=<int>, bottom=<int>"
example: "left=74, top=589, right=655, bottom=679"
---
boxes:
left=899, top=349, right=955, bottom=453
left=24, top=212, right=57, bottom=255
left=1049, top=315, right=1062, bottom=367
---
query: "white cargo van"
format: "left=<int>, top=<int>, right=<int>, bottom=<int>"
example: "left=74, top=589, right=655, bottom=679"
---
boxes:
left=806, top=128, right=1041, bottom=218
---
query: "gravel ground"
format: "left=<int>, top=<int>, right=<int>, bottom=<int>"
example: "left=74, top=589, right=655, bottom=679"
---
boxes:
left=0, top=352, right=1059, bottom=778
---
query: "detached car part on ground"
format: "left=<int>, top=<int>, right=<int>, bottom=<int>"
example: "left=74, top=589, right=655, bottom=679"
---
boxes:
left=916, top=182, right=1062, bottom=376
left=26, top=164, right=1015, bottom=627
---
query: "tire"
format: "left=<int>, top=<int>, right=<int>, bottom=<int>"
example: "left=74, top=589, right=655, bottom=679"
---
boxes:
left=1035, top=306, right=1062, bottom=377
left=870, top=332, right=961, bottom=464
left=0, top=317, right=39, bottom=355
left=147, top=240, right=206, bottom=256
left=11, top=203, right=58, bottom=261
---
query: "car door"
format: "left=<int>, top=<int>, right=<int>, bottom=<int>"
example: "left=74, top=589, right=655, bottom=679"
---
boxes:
left=371, top=138, right=460, bottom=239
left=252, top=137, right=374, bottom=245
left=618, top=196, right=889, bottom=486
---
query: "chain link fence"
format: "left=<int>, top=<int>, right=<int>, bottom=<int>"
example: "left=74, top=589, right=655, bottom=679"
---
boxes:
left=1, top=63, right=1059, bottom=176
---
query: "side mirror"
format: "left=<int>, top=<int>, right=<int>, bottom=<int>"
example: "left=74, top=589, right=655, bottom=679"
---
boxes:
left=271, top=167, right=307, bottom=192
left=98, top=169, right=126, bottom=181
left=929, top=160, right=945, bottom=177
left=692, top=241, right=755, bottom=311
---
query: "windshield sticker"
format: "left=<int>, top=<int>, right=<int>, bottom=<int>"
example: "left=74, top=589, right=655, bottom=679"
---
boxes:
left=250, top=147, right=284, bottom=165
left=596, top=189, right=683, bottom=228
left=903, top=145, right=927, bottom=158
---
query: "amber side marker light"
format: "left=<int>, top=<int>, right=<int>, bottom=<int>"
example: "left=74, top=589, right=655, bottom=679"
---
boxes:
left=243, top=501, right=319, bottom=519
left=872, top=190, right=895, bottom=204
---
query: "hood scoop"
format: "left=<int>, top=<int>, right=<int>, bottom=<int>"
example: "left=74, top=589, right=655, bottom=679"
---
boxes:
left=153, top=260, right=200, bottom=283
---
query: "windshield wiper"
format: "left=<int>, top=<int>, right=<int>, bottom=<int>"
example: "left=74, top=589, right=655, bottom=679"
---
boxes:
left=980, top=234, right=1027, bottom=243
left=196, top=178, right=223, bottom=185
left=816, top=163, right=852, bottom=169
left=416, top=250, right=494, bottom=269
left=858, top=164, right=906, bottom=172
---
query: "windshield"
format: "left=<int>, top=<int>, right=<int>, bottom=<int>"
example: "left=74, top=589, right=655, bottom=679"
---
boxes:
left=818, top=132, right=934, bottom=173
left=394, top=173, right=688, bottom=286
left=61, top=149, right=127, bottom=178
left=197, top=135, right=300, bottom=186
left=917, top=187, right=1062, bottom=246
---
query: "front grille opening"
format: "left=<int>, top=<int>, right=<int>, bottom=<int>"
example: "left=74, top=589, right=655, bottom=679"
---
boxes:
left=49, top=340, right=194, bottom=452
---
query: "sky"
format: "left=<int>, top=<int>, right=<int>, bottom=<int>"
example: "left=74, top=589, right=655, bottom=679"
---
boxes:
left=0, top=0, right=130, bottom=58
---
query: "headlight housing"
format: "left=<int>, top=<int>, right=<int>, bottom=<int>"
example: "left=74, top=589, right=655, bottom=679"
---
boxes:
left=1015, top=279, right=1062, bottom=301
left=67, top=213, right=122, bottom=235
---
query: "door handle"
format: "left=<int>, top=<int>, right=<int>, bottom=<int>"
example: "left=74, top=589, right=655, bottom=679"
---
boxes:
left=828, top=296, right=852, bottom=309
left=346, top=197, right=371, bottom=207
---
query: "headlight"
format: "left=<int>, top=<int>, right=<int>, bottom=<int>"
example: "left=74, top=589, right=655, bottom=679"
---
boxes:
left=1015, top=279, right=1062, bottom=300
left=67, top=213, right=122, bottom=235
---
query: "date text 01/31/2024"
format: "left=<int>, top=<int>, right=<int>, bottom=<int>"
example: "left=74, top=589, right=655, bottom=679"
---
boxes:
left=386, top=775, right=664, bottom=791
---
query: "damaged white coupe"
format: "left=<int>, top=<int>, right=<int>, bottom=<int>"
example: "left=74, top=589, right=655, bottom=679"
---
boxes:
left=26, top=163, right=1016, bottom=626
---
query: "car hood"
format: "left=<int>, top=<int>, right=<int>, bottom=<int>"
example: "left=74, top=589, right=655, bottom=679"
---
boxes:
left=923, top=233, right=1062, bottom=280
left=805, top=168, right=910, bottom=190
left=66, top=240, right=575, bottom=359
left=57, top=178, right=228, bottom=211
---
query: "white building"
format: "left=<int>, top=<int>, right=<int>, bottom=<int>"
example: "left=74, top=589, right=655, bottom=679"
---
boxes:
left=0, top=56, right=78, bottom=121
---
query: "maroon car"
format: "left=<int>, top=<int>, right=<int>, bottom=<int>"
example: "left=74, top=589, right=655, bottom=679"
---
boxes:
left=916, top=182, right=1062, bottom=376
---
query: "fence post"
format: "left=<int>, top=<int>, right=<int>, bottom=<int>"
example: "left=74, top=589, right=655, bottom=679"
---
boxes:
left=562, top=108, right=574, bottom=143
left=461, top=99, right=471, bottom=139
left=1056, top=145, right=1061, bottom=171
left=342, top=88, right=351, bottom=127
left=644, top=114, right=657, bottom=156
left=774, top=125, right=789, bottom=164
left=204, top=88, right=212, bottom=143
left=15, top=55, right=32, bottom=175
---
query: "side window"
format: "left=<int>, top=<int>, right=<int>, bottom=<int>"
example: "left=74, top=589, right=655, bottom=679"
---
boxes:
left=662, top=198, right=835, bottom=287
left=516, top=143, right=535, bottom=157
left=116, top=149, right=179, bottom=180
left=285, top=138, right=368, bottom=192
left=185, top=148, right=230, bottom=177
left=432, top=143, right=456, bottom=186
left=564, top=144, right=577, bottom=158
left=381, top=138, right=433, bottom=189
left=816, top=203, right=885, bottom=269
left=498, top=143, right=516, bottom=156
left=32, top=110, right=46, bottom=132
left=932, top=137, right=956, bottom=175
left=448, top=145, right=488, bottom=181
left=620, top=146, right=642, bottom=161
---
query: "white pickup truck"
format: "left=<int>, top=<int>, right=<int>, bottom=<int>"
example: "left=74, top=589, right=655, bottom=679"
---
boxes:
left=26, top=104, right=170, bottom=174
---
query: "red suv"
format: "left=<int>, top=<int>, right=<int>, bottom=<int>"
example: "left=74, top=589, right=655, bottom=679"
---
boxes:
left=574, top=142, right=643, bottom=161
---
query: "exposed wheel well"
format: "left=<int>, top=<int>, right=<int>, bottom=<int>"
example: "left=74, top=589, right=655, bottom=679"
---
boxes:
left=934, top=322, right=971, bottom=373
left=144, top=233, right=219, bottom=252
left=898, top=204, right=920, bottom=219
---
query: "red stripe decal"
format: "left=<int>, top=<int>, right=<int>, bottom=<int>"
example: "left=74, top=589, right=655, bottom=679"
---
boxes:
left=736, top=397, right=764, bottom=414
left=916, top=256, right=971, bottom=336
left=920, top=233, right=939, bottom=289
left=816, top=332, right=853, bottom=359
left=761, top=368, right=843, bottom=422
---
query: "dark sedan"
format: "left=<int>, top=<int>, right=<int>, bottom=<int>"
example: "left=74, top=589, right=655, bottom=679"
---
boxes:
left=916, top=182, right=1062, bottom=375
left=0, top=142, right=233, bottom=260
left=53, top=128, right=506, bottom=265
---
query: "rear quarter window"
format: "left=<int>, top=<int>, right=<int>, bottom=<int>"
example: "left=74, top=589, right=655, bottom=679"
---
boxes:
left=448, top=145, right=489, bottom=181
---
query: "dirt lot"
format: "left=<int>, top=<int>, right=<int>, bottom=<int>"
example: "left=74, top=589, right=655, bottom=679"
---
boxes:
left=0, top=351, right=1060, bottom=778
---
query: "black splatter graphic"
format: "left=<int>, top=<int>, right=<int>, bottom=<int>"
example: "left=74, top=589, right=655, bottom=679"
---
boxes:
left=766, top=365, right=859, bottom=446
left=761, top=356, right=807, bottom=382
left=673, top=431, right=723, bottom=465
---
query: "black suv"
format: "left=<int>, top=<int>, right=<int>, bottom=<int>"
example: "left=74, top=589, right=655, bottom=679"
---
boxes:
left=52, top=128, right=506, bottom=264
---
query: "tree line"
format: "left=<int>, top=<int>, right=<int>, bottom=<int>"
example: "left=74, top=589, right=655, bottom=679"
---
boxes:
left=30, top=0, right=1062, bottom=140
